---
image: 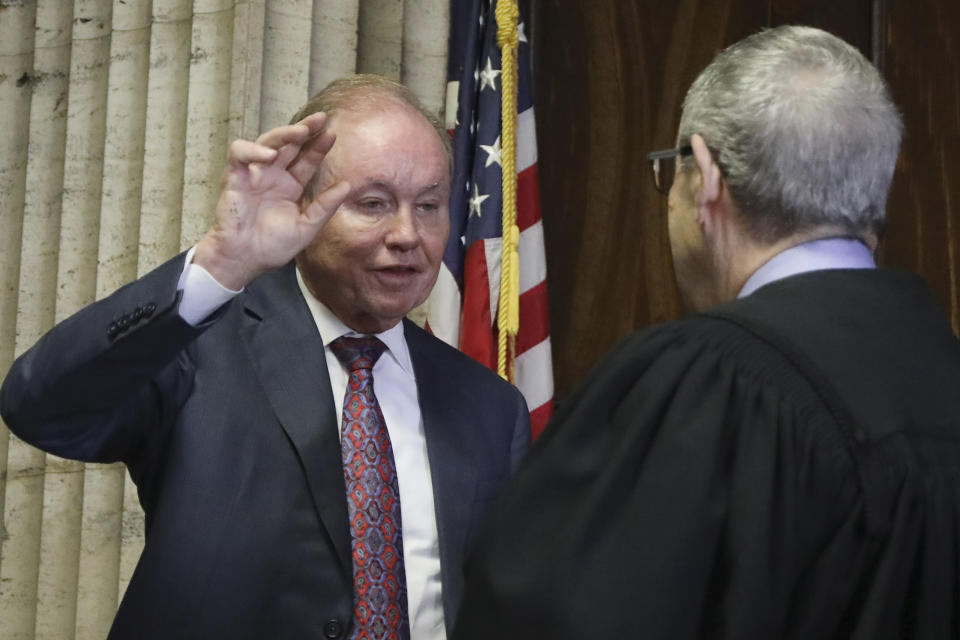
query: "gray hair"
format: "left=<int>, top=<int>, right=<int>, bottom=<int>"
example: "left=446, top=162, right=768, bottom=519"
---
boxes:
left=678, top=25, right=902, bottom=242
left=290, top=74, right=453, bottom=199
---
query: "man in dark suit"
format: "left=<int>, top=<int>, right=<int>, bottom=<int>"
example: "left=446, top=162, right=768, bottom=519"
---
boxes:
left=452, top=26, right=960, bottom=639
left=1, top=75, right=529, bottom=640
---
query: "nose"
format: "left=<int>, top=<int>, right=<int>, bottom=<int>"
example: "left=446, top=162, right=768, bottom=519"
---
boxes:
left=384, top=205, right=419, bottom=251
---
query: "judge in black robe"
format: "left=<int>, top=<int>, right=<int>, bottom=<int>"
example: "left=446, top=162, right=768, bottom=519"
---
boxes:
left=452, top=26, right=960, bottom=640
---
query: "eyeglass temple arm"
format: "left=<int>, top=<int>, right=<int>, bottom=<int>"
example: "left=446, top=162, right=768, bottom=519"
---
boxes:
left=645, top=145, right=694, bottom=161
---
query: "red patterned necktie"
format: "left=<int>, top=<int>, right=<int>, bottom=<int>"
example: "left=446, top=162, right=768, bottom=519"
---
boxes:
left=330, top=336, right=410, bottom=640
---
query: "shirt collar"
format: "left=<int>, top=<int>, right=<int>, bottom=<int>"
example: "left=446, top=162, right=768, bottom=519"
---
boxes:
left=294, top=266, right=414, bottom=376
left=738, top=237, right=876, bottom=299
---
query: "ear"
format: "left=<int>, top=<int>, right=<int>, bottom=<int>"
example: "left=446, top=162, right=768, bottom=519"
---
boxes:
left=690, top=134, right=723, bottom=228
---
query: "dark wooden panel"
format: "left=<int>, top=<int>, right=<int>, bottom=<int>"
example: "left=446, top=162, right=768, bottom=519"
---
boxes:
left=879, top=0, right=960, bottom=333
left=531, top=0, right=877, bottom=400
left=770, top=0, right=873, bottom=55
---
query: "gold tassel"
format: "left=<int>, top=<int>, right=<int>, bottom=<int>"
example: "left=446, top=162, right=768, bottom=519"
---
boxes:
left=495, top=0, right=520, bottom=381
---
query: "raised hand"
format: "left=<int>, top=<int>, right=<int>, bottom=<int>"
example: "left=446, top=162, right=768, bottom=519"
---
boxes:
left=193, top=112, right=351, bottom=290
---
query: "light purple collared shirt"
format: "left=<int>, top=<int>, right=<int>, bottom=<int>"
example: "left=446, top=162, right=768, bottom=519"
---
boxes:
left=738, top=237, right=876, bottom=299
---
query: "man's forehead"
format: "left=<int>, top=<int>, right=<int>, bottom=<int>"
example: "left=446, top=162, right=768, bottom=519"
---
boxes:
left=327, top=96, right=425, bottom=131
left=357, top=178, right=450, bottom=195
left=319, top=137, right=450, bottom=195
left=328, top=106, right=446, bottom=157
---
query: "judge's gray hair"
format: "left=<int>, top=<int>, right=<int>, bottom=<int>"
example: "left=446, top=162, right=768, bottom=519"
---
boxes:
left=678, top=25, right=902, bottom=243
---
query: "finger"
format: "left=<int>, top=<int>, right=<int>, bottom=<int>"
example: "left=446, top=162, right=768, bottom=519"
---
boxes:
left=294, top=111, right=328, bottom=135
left=272, top=137, right=305, bottom=173
left=254, top=121, right=311, bottom=151
left=254, top=111, right=327, bottom=150
left=277, top=112, right=334, bottom=170
left=227, top=139, right=278, bottom=167
left=302, top=180, right=351, bottom=226
left=288, top=129, right=337, bottom=187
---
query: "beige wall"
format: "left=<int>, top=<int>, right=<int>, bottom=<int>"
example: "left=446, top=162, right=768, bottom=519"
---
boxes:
left=0, top=1, right=449, bottom=637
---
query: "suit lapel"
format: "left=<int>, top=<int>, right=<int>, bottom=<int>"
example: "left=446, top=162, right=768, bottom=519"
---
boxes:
left=239, top=263, right=352, bottom=580
left=404, top=320, right=479, bottom=613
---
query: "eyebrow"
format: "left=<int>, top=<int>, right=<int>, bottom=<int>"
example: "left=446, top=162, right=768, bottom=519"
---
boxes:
left=357, top=180, right=446, bottom=195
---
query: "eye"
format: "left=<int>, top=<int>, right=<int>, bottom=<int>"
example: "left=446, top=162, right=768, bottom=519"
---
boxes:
left=358, top=198, right=388, bottom=213
left=416, top=201, right=440, bottom=213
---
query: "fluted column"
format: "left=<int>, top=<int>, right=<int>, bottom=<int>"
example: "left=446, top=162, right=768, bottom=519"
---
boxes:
left=0, top=0, right=41, bottom=632
left=180, top=0, right=236, bottom=248
left=358, top=0, right=402, bottom=80
left=0, top=2, right=452, bottom=638
left=401, top=0, right=448, bottom=118
left=138, top=0, right=193, bottom=274
left=307, top=0, right=360, bottom=102
left=230, top=0, right=266, bottom=141
left=26, top=5, right=82, bottom=637
left=0, top=16, right=36, bottom=630
left=261, top=0, right=315, bottom=129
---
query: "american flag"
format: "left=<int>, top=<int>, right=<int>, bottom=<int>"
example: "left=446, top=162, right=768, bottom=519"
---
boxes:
left=425, top=0, right=554, bottom=438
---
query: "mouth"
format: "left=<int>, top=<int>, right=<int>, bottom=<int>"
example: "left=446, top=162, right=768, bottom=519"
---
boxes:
left=376, top=264, right=420, bottom=274
left=373, top=265, right=422, bottom=284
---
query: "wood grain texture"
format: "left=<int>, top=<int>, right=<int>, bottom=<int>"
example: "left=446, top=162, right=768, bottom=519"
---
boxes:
left=528, top=0, right=945, bottom=401
left=879, top=0, right=960, bottom=333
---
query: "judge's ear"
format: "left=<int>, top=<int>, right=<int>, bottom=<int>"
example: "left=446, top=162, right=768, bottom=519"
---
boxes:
left=691, top=134, right=721, bottom=207
left=690, top=134, right=727, bottom=233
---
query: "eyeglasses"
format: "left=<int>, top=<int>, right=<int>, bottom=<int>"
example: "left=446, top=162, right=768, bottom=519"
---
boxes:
left=646, top=145, right=693, bottom=195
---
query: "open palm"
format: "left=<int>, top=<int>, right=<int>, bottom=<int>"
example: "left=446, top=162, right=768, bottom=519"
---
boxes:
left=195, top=112, right=350, bottom=290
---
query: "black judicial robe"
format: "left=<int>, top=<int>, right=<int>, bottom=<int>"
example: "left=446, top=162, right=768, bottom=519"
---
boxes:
left=452, top=269, right=960, bottom=640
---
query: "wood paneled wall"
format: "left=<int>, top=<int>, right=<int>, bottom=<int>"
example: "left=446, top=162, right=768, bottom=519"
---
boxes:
left=881, top=0, right=960, bottom=333
left=530, top=0, right=959, bottom=400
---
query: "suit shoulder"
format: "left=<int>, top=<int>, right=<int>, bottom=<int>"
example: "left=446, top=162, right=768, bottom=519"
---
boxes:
left=402, top=320, right=522, bottom=396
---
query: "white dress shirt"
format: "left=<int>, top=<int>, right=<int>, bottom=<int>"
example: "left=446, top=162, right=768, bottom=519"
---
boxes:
left=176, top=252, right=446, bottom=639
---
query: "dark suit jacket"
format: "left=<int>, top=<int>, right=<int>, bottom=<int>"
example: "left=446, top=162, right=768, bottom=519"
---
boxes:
left=0, top=254, right=530, bottom=640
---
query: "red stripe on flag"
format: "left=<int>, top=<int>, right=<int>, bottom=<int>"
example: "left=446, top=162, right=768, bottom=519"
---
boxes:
left=517, top=164, right=542, bottom=232
left=516, top=281, right=551, bottom=355
left=529, top=399, right=554, bottom=440
left=459, top=240, right=496, bottom=370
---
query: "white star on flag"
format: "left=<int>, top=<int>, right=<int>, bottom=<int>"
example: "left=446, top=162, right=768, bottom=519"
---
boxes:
left=480, top=136, right=503, bottom=168
left=479, top=57, right=501, bottom=92
left=468, top=183, right=489, bottom=218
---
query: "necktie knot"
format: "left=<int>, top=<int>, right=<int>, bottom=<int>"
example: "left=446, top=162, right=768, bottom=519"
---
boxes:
left=331, top=335, right=387, bottom=372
